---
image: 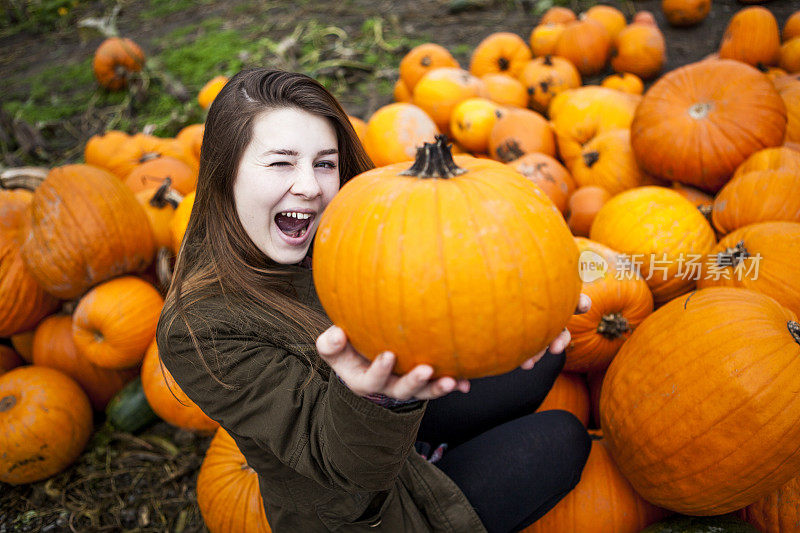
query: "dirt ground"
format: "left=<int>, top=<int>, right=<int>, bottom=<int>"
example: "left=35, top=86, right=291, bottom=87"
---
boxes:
left=0, top=0, right=798, bottom=531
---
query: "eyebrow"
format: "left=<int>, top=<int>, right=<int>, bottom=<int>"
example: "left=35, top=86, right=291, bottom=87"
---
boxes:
left=260, top=148, right=338, bottom=157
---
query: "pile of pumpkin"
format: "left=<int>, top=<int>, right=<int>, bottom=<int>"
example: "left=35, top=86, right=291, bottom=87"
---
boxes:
left=2, top=3, right=800, bottom=532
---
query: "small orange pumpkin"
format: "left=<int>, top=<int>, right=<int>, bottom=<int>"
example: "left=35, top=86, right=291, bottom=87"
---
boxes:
left=570, top=129, right=655, bottom=195
left=517, top=55, right=582, bottom=114
left=719, top=6, right=781, bottom=68
left=779, top=38, right=800, bottom=74
left=662, top=0, right=711, bottom=27
left=450, top=98, right=503, bottom=154
left=480, top=73, right=528, bottom=108
left=601, top=73, right=644, bottom=95
left=0, top=366, right=92, bottom=484
left=104, top=133, right=199, bottom=179
left=633, top=10, right=658, bottom=26
left=732, top=145, right=800, bottom=180
left=125, top=155, right=197, bottom=195
left=529, top=24, right=565, bottom=57
left=506, top=153, right=575, bottom=214
left=540, top=6, right=577, bottom=25
left=469, top=32, right=532, bottom=78
left=198, top=75, right=228, bottom=109
left=399, top=43, right=460, bottom=92
left=141, top=340, right=219, bottom=433
left=175, top=123, right=204, bottom=166
left=612, top=23, right=667, bottom=80
left=33, top=314, right=136, bottom=411
left=584, top=5, right=627, bottom=40
left=170, top=190, right=196, bottom=254
left=84, top=130, right=130, bottom=171
left=363, top=102, right=440, bottom=167
left=567, top=185, right=611, bottom=238
left=72, top=276, right=164, bottom=370
left=488, top=108, right=556, bottom=162
left=393, top=78, right=413, bottom=103
left=197, top=429, right=272, bottom=533
left=135, top=184, right=183, bottom=249
left=784, top=10, right=800, bottom=42
left=412, top=68, right=486, bottom=135
left=92, top=37, right=145, bottom=90
left=555, top=18, right=612, bottom=76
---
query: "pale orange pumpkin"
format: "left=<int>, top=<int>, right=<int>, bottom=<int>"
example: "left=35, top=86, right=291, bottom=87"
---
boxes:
left=33, top=314, right=136, bottom=411
left=399, top=43, right=460, bottom=92
left=529, top=24, right=565, bottom=58
left=0, top=366, right=92, bottom=484
left=601, top=73, right=644, bottom=95
left=517, top=55, right=582, bottom=114
left=506, top=152, right=575, bottom=214
left=522, top=435, right=669, bottom=533
left=662, top=0, right=711, bottom=27
left=198, top=75, right=228, bottom=109
left=20, top=164, right=156, bottom=300
left=0, top=187, right=61, bottom=337
left=363, top=102, right=440, bottom=167
left=698, top=222, right=800, bottom=318
left=197, top=428, right=272, bottom=533
left=313, top=138, right=581, bottom=379
left=590, top=186, right=717, bottom=303
left=469, top=32, right=532, bottom=78
left=540, top=6, right=577, bottom=25
left=72, top=276, right=164, bottom=370
left=535, top=372, right=591, bottom=426
left=719, top=6, right=781, bottom=68
left=450, top=98, right=502, bottom=154
left=611, top=23, right=667, bottom=80
left=92, top=37, right=145, bottom=90
left=565, top=238, right=653, bottom=373
left=480, top=73, right=528, bottom=108
left=556, top=18, right=612, bottom=76
left=141, top=340, right=219, bottom=433
left=125, top=155, right=197, bottom=195
left=569, top=129, right=656, bottom=195
left=584, top=5, right=627, bottom=40
left=600, top=287, right=800, bottom=515
left=631, top=59, right=787, bottom=192
left=567, top=186, right=611, bottom=238
left=488, top=108, right=556, bottom=162
left=412, top=67, right=486, bottom=135
left=712, top=169, right=800, bottom=234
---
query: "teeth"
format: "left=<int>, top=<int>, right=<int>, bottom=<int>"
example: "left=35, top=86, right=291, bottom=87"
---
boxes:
left=283, top=212, right=311, bottom=220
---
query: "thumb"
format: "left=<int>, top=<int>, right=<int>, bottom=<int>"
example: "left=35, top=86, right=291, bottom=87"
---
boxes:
left=316, top=325, right=347, bottom=358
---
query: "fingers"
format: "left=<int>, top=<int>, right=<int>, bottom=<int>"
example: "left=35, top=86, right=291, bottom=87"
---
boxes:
left=520, top=349, right=546, bottom=370
left=576, top=293, right=592, bottom=314
left=316, top=325, right=347, bottom=359
left=549, top=328, right=572, bottom=354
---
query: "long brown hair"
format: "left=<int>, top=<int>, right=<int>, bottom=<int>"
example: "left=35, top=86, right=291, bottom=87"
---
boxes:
left=159, top=69, right=373, bottom=388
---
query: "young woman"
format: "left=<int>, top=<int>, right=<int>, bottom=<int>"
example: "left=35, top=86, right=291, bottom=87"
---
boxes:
left=156, top=68, right=591, bottom=533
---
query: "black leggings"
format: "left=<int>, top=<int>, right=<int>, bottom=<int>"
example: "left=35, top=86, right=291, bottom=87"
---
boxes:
left=416, top=352, right=592, bottom=533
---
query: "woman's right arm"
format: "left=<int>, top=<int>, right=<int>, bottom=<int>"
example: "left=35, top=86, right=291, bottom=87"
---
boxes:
left=157, top=313, right=428, bottom=494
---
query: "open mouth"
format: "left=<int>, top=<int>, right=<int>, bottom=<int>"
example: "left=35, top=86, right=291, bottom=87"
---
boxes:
left=274, top=211, right=314, bottom=239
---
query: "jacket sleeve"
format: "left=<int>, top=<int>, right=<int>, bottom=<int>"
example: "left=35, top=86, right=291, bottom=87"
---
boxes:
left=156, top=310, right=427, bottom=493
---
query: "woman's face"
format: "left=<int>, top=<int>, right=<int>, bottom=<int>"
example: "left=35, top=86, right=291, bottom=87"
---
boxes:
left=233, top=107, right=340, bottom=265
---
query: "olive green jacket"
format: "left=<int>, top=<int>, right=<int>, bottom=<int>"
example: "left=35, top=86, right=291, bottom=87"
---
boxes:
left=156, top=266, right=486, bottom=532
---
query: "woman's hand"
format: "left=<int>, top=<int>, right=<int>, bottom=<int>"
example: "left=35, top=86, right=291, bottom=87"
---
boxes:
left=519, top=293, right=592, bottom=370
left=316, top=326, right=471, bottom=400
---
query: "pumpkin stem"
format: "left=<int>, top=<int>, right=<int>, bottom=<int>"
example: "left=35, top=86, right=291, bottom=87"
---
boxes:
left=138, top=152, right=162, bottom=164
left=400, top=135, right=467, bottom=179
left=688, top=102, right=713, bottom=120
left=597, top=313, right=630, bottom=339
left=582, top=151, right=600, bottom=168
left=698, top=204, right=713, bottom=224
left=0, top=167, right=48, bottom=191
left=715, top=240, right=749, bottom=268
left=149, top=178, right=184, bottom=209
left=156, top=247, right=174, bottom=295
left=497, top=57, right=510, bottom=71
left=0, top=395, right=17, bottom=412
left=543, top=55, right=553, bottom=66
left=789, top=321, right=800, bottom=345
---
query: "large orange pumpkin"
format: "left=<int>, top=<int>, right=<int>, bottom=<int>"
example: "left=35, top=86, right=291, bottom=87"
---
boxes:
left=488, top=108, right=556, bottom=162
left=72, top=276, right=164, bottom=370
left=600, top=287, right=800, bottom=515
left=92, top=37, right=145, bottom=90
left=698, top=222, right=800, bottom=317
left=0, top=187, right=60, bottom=336
left=523, top=435, right=669, bottom=533
left=718, top=6, right=781, bottom=68
left=506, top=153, right=575, bottom=214
left=732, top=146, right=800, bottom=180
left=535, top=372, right=591, bottom=426
left=565, top=238, right=653, bottom=373
left=590, top=186, right=717, bottom=304
left=313, top=137, right=581, bottom=379
left=363, top=102, right=440, bottom=167
left=631, top=59, right=787, bottom=192
left=739, top=475, right=800, bottom=533
left=469, top=32, right=531, bottom=78
left=0, top=366, right=92, bottom=484
left=712, top=169, right=800, bottom=234
left=33, top=314, right=136, bottom=411
left=20, top=164, right=156, bottom=300
left=141, top=340, right=218, bottom=433
left=197, top=428, right=272, bottom=533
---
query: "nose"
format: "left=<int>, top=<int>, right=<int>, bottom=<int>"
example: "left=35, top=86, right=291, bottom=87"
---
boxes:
left=290, top=163, right=323, bottom=199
